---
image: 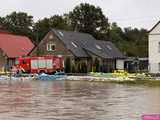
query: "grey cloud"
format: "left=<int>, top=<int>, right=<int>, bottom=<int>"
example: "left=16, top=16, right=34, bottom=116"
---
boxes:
left=0, top=0, right=160, bottom=29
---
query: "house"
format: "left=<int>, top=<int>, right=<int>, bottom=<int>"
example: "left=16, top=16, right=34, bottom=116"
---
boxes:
left=31, top=29, right=125, bottom=73
left=0, top=31, right=34, bottom=71
left=149, top=21, right=160, bottom=73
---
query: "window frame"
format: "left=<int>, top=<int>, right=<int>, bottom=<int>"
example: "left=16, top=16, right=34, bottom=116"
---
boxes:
left=95, top=44, right=102, bottom=50
left=47, top=43, right=56, bottom=51
left=71, top=41, right=78, bottom=48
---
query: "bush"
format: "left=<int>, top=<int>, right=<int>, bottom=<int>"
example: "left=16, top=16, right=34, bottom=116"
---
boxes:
left=71, top=64, right=76, bottom=73
left=65, top=57, right=71, bottom=73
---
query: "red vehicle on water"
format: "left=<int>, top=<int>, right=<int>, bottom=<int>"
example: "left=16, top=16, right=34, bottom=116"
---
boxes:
left=15, top=55, right=64, bottom=74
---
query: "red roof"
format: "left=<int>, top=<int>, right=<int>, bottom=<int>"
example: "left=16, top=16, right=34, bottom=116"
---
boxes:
left=0, top=32, right=34, bottom=58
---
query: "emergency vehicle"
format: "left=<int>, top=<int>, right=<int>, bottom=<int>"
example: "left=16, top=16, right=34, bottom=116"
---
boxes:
left=15, top=55, right=64, bottom=74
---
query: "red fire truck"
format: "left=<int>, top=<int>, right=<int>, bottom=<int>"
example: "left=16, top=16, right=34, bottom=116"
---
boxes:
left=15, top=55, right=64, bottom=74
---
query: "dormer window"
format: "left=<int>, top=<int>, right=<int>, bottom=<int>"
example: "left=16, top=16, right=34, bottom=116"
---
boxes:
left=95, top=44, right=102, bottom=50
left=58, top=30, right=64, bottom=36
left=47, top=44, right=55, bottom=51
left=107, top=45, right=112, bottom=50
left=71, top=42, right=78, bottom=48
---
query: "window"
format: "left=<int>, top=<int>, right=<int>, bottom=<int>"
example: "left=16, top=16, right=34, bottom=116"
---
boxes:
left=107, top=45, right=112, bottom=50
left=47, top=44, right=55, bottom=51
left=158, top=42, right=160, bottom=52
left=158, top=63, right=160, bottom=72
left=31, top=60, right=38, bottom=69
left=22, top=60, right=26, bottom=64
left=95, top=44, right=102, bottom=50
left=15, top=60, right=19, bottom=65
left=58, top=30, right=64, bottom=36
left=71, top=42, right=78, bottom=48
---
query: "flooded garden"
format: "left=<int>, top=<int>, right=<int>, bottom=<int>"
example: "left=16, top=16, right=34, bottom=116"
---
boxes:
left=0, top=80, right=160, bottom=120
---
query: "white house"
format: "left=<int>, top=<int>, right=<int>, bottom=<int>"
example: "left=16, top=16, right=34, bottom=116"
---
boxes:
left=149, top=21, right=160, bottom=73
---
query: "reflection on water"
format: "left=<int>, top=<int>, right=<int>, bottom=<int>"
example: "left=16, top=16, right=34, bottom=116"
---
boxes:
left=0, top=80, right=160, bottom=120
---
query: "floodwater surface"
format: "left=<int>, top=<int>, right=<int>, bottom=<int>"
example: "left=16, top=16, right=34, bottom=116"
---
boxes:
left=0, top=80, right=160, bottom=120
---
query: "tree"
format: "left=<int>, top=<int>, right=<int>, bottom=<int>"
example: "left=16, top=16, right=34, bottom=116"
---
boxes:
left=0, top=17, right=6, bottom=30
left=69, top=3, right=109, bottom=39
left=33, top=18, right=50, bottom=43
left=0, top=4, right=148, bottom=57
left=4, top=12, right=34, bottom=39
left=108, top=23, right=148, bottom=57
left=94, top=58, right=100, bottom=72
left=33, top=15, right=71, bottom=43
left=65, top=57, right=71, bottom=73
left=109, top=22, right=124, bottom=44
left=0, top=17, right=5, bottom=25
left=121, top=27, right=148, bottom=57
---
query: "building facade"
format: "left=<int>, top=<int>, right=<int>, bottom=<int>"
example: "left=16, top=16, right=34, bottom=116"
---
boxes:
left=149, top=21, right=160, bottom=73
left=31, top=29, right=125, bottom=73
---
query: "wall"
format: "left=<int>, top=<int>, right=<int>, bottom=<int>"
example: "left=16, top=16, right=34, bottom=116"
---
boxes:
left=31, top=31, right=73, bottom=57
left=31, top=31, right=76, bottom=73
left=116, top=59, right=124, bottom=70
left=149, top=23, right=160, bottom=73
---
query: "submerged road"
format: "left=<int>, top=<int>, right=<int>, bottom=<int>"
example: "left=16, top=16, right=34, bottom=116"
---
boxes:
left=0, top=80, right=160, bottom=120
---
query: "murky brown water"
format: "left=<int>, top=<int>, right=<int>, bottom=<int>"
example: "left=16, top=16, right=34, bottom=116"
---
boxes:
left=0, top=80, right=160, bottom=120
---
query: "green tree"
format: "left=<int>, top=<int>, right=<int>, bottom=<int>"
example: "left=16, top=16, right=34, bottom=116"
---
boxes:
left=71, top=64, right=76, bottom=73
left=122, top=27, right=148, bottom=57
left=4, top=11, right=34, bottom=39
left=33, top=15, right=71, bottom=43
left=107, top=23, right=148, bottom=57
left=33, top=18, right=50, bottom=43
left=69, top=3, right=109, bottom=39
left=0, top=17, right=5, bottom=25
left=81, top=62, right=87, bottom=73
left=0, top=17, right=6, bottom=30
left=109, top=23, right=124, bottom=44
left=65, top=57, right=71, bottom=73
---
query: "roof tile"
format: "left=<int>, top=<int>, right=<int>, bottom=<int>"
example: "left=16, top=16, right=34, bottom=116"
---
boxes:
left=0, top=33, right=34, bottom=58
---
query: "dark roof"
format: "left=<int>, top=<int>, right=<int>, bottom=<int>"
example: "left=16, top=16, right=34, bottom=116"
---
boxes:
left=94, top=40, right=124, bottom=58
left=51, top=28, right=124, bottom=59
left=52, top=29, right=90, bottom=58
left=0, top=32, right=34, bottom=58
left=125, top=57, right=148, bottom=61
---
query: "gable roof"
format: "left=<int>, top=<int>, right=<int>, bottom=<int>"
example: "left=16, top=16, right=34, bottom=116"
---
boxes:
left=51, top=28, right=124, bottom=59
left=0, top=32, right=34, bottom=58
left=149, top=21, right=160, bottom=33
left=52, top=29, right=92, bottom=58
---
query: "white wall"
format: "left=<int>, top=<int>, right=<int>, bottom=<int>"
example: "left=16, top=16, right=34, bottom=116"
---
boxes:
left=149, top=22, right=160, bottom=73
left=116, top=59, right=124, bottom=70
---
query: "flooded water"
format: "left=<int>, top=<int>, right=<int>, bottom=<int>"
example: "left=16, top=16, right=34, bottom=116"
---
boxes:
left=0, top=80, right=160, bottom=120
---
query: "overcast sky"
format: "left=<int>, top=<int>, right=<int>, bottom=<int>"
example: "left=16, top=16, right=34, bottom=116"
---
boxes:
left=0, top=0, right=160, bottom=29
